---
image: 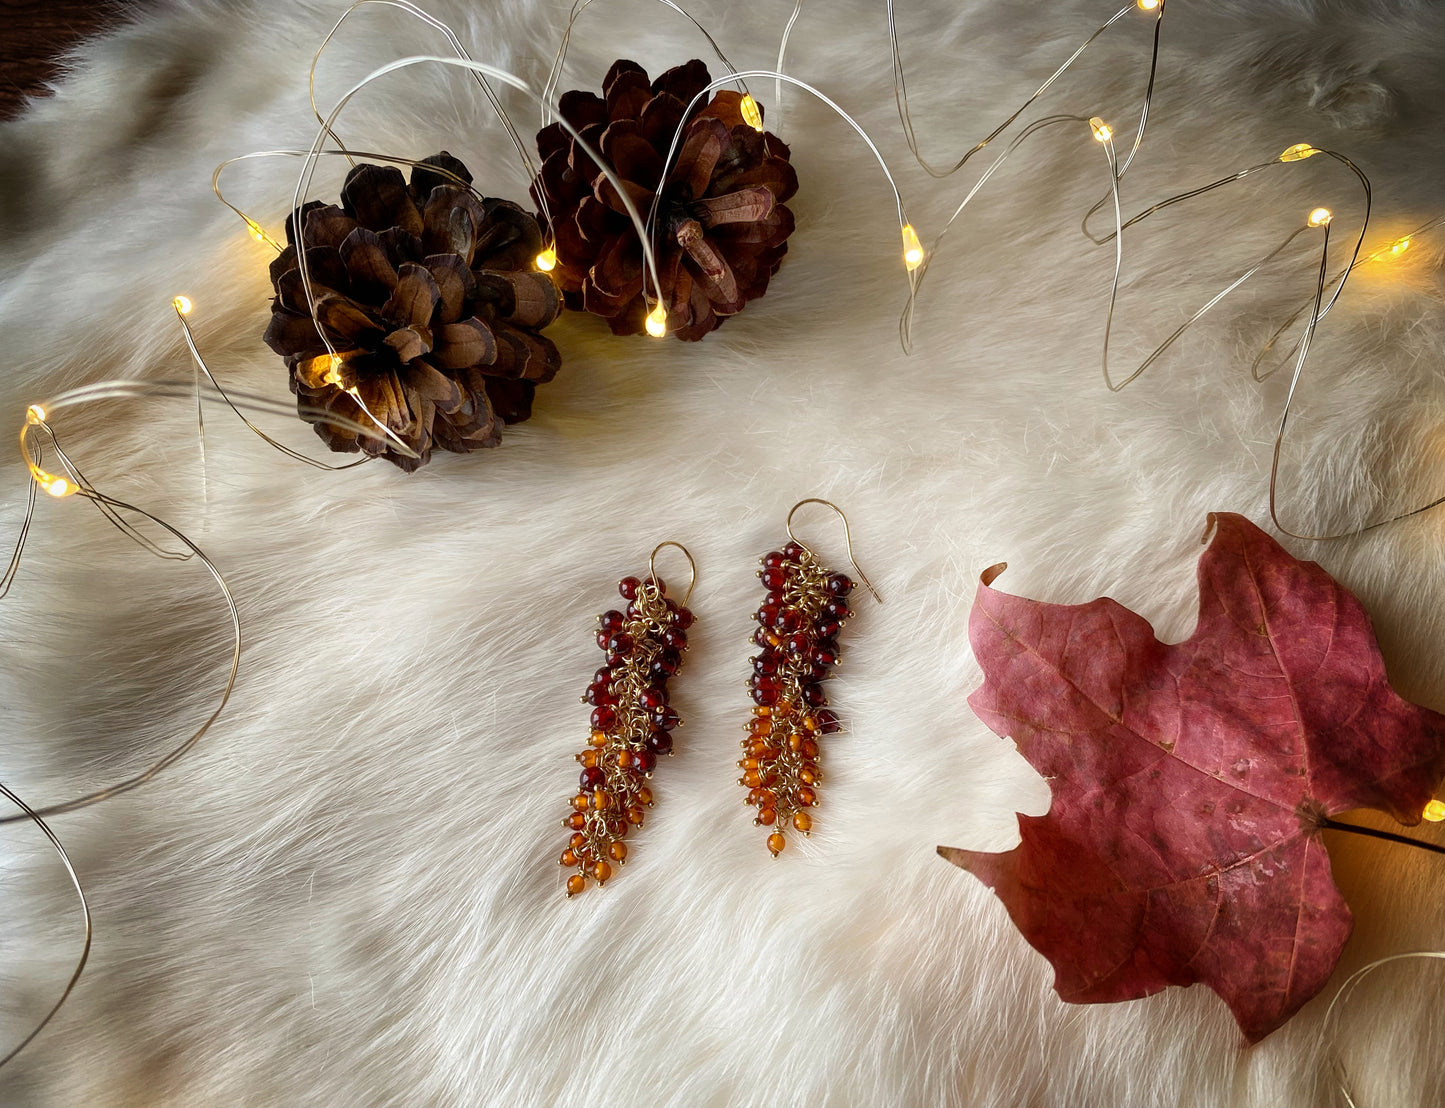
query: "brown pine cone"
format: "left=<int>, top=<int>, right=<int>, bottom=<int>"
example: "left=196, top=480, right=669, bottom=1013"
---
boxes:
left=264, top=152, right=562, bottom=471
left=531, top=59, right=797, bottom=341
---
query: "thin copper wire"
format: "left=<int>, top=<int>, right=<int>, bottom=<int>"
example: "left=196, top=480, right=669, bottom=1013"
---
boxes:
left=0, top=779, right=91, bottom=1069
left=785, top=498, right=882, bottom=604
left=541, top=0, right=748, bottom=130
left=888, top=1, right=1157, bottom=180
left=648, top=540, right=696, bottom=608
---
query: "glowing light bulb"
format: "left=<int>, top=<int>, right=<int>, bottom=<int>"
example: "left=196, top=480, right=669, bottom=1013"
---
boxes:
left=1089, top=117, right=1113, bottom=144
left=901, top=224, right=924, bottom=270
left=1425, top=800, right=1445, bottom=822
left=26, top=404, right=46, bottom=425
left=1136, top=0, right=1160, bottom=10
left=172, top=295, right=193, bottom=315
left=1390, top=236, right=1411, bottom=256
left=740, top=93, right=764, bottom=132
left=1307, top=207, right=1333, bottom=228
left=1279, top=143, right=1319, bottom=163
left=45, top=476, right=75, bottom=498
left=535, top=247, right=557, bottom=272
left=645, top=303, right=668, bottom=338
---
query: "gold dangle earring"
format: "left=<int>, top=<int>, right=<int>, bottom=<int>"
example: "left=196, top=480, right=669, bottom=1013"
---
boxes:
left=739, top=500, right=880, bottom=856
left=559, top=542, right=696, bottom=897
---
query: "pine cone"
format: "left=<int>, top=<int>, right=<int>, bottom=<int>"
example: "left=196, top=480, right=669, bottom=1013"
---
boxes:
left=532, top=59, right=798, bottom=341
left=264, top=152, right=562, bottom=471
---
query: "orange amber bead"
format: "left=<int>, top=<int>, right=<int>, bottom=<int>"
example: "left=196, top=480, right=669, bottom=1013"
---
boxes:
left=797, top=786, right=818, bottom=807
left=775, top=700, right=793, bottom=715
left=626, top=806, right=646, bottom=826
left=787, top=732, right=804, bottom=753
left=579, top=750, right=600, bottom=767
left=570, top=832, right=587, bottom=850
left=571, top=793, right=590, bottom=812
left=592, top=790, right=612, bottom=811
left=767, top=833, right=786, bottom=856
left=593, top=861, right=612, bottom=884
left=566, top=812, right=587, bottom=830
left=608, top=842, right=628, bottom=863
left=802, top=715, right=819, bottom=733
left=610, top=819, right=628, bottom=837
left=742, top=769, right=763, bottom=789
left=801, top=739, right=820, bottom=759
left=752, top=706, right=772, bottom=718
left=588, top=730, right=609, bottom=748
left=745, top=787, right=769, bottom=806
left=637, top=786, right=654, bottom=806
left=756, top=807, right=777, bottom=826
left=560, top=849, right=578, bottom=867
left=793, top=811, right=812, bottom=833
left=799, top=765, right=819, bottom=786
left=565, top=874, right=586, bottom=897
left=748, top=717, right=772, bottom=736
left=740, top=757, right=762, bottom=770
left=616, top=750, right=634, bottom=768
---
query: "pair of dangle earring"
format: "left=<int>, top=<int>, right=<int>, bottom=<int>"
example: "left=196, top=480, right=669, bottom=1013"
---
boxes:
left=741, top=499, right=880, bottom=856
left=560, top=542, right=696, bottom=898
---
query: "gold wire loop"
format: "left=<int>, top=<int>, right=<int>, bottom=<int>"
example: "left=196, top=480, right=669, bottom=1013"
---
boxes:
left=785, top=499, right=882, bottom=604
left=649, top=540, right=696, bottom=608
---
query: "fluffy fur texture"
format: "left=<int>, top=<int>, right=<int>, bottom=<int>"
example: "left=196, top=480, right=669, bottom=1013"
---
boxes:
left=2, top=1, right=1445, bottom=1104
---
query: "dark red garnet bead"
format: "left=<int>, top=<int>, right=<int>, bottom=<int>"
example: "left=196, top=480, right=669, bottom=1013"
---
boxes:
left=653, top=705, right=681, bottom=731
left=762, top=551, right=787, bottom=569
left=584, top=683, right=615, bottom=707
left=823, top=599, right=850, bottom=622
left=753, top=651, right=781, bottom=676
left=812, top=644, right=840, bottom=668
left=781, top=542, right=805, bottom=561
left=644, top=575, right=666, bottom=595
left=662, top=626, right=687, bottom=651
left=580, top=765, right=606, bottom=790
left=757, top=604, right=781, bottom=627
left=672, top=606, right=695, bottom=630
left=752, top=673, right=781, bottom=694
left=764, top=589, right=785, bottom=608
left=751, top=685, right=780, bottom=706
left=802, top=683, right=827, bottom=707
left=619, top=576, right=641, bottom=600
left=815, top=617, right=843, bottom=640
left=596, top=630, right=612, bottom=651
left=760, top=567, right=787, bottom=591
left=815, top=708, right=842, bottom=734
left=599, top=610, right=626, bottom=634
left=785, top=631, right=812, bottom=656
left=606, top=631, right=635, bottom=657
left=590, top=705, right=617, bottom=731
left=773, top=607, right=803, bottom=634
left=650, top=650, right=681, bottom=678
left=593, top=667, right=614, bottom=686
left=645, top=730, right=673, bottom=756
left=639, top=687, right=666, bottom=712
left=825, top=573, right=854, bottom=597
left=634, top=750, right=658, bottom=775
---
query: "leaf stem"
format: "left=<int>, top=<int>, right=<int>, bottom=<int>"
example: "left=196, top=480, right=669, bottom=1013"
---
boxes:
left=1319, top=817, right=1445, bottom=857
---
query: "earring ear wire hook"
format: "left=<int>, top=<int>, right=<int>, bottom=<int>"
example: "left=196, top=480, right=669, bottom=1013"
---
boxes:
left=649, top=541, right=696, bottom=608
left=785, top=499, right=881, bottom=604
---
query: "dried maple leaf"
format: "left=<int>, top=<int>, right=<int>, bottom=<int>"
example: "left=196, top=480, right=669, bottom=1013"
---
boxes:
left=940, top=512, right=1445, bottom=1043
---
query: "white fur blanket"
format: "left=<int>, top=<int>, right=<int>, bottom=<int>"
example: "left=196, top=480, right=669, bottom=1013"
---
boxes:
left=3, top=1, right=1444, bottom=1104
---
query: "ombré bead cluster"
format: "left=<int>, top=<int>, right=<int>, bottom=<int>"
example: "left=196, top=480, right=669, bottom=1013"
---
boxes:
left=741, top=541, right=853, bottom=856
left=560, top=573, right=693, bottom=897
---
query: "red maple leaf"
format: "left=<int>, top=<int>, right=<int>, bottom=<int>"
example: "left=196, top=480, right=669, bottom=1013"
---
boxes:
left=940, top=513, right=1445, bottom=1042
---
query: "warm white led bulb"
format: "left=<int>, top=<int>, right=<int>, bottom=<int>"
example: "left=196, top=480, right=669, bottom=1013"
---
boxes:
left=26, top=404, right=46, bottom=425
left=535, top=247, right=558, bottom=272
left=740, top=93, right=764, bottom=132
left=172, top=294, right=193, bottom=315
left=1136, top=0, right=1160, bottom=10
left=1390, top=236, right=1411, bottom=256
left=901, top=224, right=924, bottom=270
left=1089, top=116, right=1113, bottom=144
left=1279, top=143, right=1319, bottom=163
left=1307, top=207, right=1333, bottom=228
left=645, top=303, right=668, bottom=337
left=1425, top=800, right=1445, bottom=822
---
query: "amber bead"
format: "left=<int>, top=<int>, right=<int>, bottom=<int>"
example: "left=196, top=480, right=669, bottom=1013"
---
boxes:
left=748, top=717, right=773, bottom=736
left=752, top=705, right=772, bottom=717
left=774, top=700, right=793, bottom=716
left=767, top=832, right=787, bottom=855
left=567, top=812, right=587, bottom=830
left=608, top=842, right=628, bottom=863
left=619, top=576, right=641, bottom=600
left=580, top=766, right=606, bottom=791
left=593, top=861, right=612, bottom=884
left=755, top=807, right=777, bottom=826
left=801, top=739, right=820, bottom=759
left=591, top=790, right=612, bottom=810
left=565, top=874, right=586, bottom=897
left=610, top=819, right=629, bottom=837
left=740, top=757, right=762, bottom=770
left=797, top=786, right=818, bottom=807
left=616, top=750, right=634, bottom=768
left=571, top=793, right=591, bottom=812
left=560, top=849, right=578, bottom=867
left=742, top=769, right=763, bottom=788
left=745, top=787, right=768, bottom=806
left=637, top=786, right=654, bottom=806
left=793, top=811, right=812, bottom=833
left=799, top=764, right=820, bottom=785
left=588, top=730, right=609, bottom=748
left=787, top=732, right=804, bottom=753
left=626, top=806, right=646, bottom=825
